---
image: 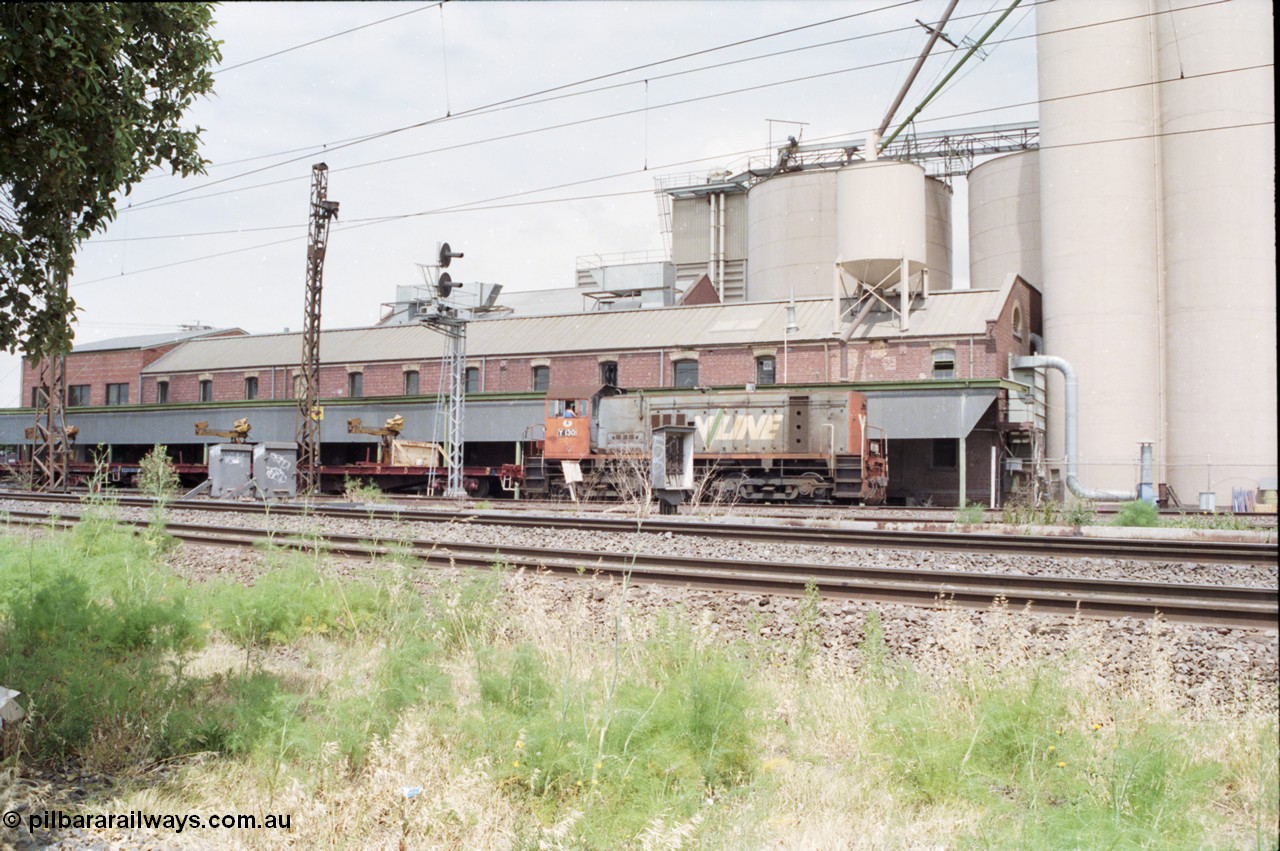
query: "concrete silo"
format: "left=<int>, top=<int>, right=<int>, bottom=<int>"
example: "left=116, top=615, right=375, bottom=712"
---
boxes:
left=746, top=171, right=838, bottom=301
left=924, top=177, right=955, bottom=291
left=1035, top=0, right=1276, bottom=504
left=835, top=160, right=928, bottom=317
left=967, top=150, right=1041, bottom=292
left=745, top=165, right=952, bottom=303
left=1036, top=0, right=1164, bottom=494
left=1154, top=0, right=1276, bottom=504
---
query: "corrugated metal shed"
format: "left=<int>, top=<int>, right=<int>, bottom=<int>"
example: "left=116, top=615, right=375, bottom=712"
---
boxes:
left=72, top=327, right=245, bottom=353
left=145, top=288, right=1010, bottom=375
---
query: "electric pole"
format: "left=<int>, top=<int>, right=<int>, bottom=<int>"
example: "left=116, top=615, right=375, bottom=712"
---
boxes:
left=295, top=163, right=340, bottom=496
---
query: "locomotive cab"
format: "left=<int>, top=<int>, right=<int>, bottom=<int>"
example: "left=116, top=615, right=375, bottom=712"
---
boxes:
left=541, top=384, right=623, bottom=460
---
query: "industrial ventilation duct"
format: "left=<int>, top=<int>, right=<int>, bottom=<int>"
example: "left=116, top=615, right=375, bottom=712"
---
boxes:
left=1012, top=354, right=1146, bottom=502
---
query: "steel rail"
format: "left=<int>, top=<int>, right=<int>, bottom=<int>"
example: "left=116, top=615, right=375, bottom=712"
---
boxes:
left=1, top=491, right=1274, bottom=565
left=3, top=510, right=1275, bottom=630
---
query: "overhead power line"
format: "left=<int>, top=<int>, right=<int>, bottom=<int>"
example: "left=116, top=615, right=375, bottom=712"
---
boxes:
left=70, top=116, right=1272, bottom=290
left=126, top=0, right=920, bottom=204
left=212, top=3, right=442, bottom=75
left=119, top=0, right=1227, bottom=216
left=151, top=0, right=1039, bottom=178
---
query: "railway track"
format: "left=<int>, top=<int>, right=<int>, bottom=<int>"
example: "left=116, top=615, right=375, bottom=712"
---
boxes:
left=2, top=490, right=1275, bottom=566
left=6, top=485, right=1277, bottom=527
left=3, top=504, right=1276, bottom=630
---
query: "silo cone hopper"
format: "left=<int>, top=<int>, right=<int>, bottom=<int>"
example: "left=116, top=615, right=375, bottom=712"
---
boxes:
left=833, top=160, right=928, bottom=336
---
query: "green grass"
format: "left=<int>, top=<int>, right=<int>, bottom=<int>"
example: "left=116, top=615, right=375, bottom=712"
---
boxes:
left=1112, top=499, right=1160, bottom=527
left=955, top=502, right=987, bottom=525
left=1, top=520, right=1274, bottom=848
left=468, top=617, right=758, bottom=846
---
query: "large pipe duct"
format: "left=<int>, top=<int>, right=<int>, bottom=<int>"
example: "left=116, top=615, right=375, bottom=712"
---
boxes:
left=1012, top=354, right=1136, bottom=501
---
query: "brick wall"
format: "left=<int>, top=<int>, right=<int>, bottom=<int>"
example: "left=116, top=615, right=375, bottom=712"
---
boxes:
left=22, top=349, right=143, bottom=407
left=38, top=286, right=1042, bottom=406
left=22, top=330, right=244, bottom=408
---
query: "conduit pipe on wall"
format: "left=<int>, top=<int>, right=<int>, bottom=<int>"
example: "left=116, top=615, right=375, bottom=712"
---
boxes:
left=1011, top=354, right=1136, bottom=501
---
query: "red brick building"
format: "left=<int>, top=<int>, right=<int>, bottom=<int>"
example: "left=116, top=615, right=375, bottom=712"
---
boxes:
left=21, top=327, right=245, bottom=409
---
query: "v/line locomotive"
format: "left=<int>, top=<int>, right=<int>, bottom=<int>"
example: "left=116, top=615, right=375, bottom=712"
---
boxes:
left=525, top=386, right=888, bottom=504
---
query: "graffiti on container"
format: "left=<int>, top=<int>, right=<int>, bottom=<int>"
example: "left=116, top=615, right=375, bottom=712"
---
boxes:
left=264, top=457, right=293, bottom=483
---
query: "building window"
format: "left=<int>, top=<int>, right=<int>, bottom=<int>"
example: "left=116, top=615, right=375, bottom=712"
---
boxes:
left=600, top=360, right=618, bottom=386
left=348, top=371, right=363, bottom=398
left=756, top=356, right=776, bottom=386
left=245, top=376, right=258, bottom=400
left=156, top=382, right=169, bottom=404
left=404, top=370, right=420, bottom=396
left=1012, top=303, right=1024, bottom=340
left=532, top=365, right=550, bottom=392
left=673, top=359, right=699, bottom=388
left=68, top=385, right=90, bottom=407
left=198, top=380, right=212, bottom=402
left=31, top=387, right=47, bottom=408
left=106, top=383, right=129, bottom=405
left=932, top=348, right=956, bottom=380
left=466, top=367, right=480, bottom=393
left=932, top=439, right=958, bottom=469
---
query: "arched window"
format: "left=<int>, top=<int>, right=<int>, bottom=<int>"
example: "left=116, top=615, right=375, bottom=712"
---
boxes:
left=932, top=348, right=956, bottom=380
left=673, top=359, right=699, bottom=388
left=756, top=356, right=776, bottom=386
left=1012, top=303, right=1024, bottom=340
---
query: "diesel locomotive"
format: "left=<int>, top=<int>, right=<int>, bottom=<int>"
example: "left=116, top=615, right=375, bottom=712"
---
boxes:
left=524, top=386, right=888, bottom=503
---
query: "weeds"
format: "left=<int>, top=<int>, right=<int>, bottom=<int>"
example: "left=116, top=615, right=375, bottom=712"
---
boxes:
left=342, top=475, right=387, bottom=504
left=1113, top=500, right=1159, bottom=528
left=954, top=502, right=987, bottom=525
left=2, top=517, right=1274, bottom=848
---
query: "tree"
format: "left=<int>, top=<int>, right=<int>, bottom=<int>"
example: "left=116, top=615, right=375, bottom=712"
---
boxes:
left=0, top=3, right=221, bottom=359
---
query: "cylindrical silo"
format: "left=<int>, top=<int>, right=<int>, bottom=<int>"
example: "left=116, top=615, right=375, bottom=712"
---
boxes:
left=1156, top=0, right=1276, bottom=504
left=746, top=171, right=838, bottom=301
left=967, top=150, right=1041, bottom=291
left=835, top=160, right=927, bottom=287
left=924, top=177, right=954, bottom=291
left=1037, top=0, right=1163, bottom=493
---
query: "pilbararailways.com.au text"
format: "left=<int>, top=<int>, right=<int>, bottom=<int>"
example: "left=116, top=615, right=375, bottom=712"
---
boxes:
left=5, top=809, right=292, bottom=833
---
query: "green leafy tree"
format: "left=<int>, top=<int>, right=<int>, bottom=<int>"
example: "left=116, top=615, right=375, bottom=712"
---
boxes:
left=0, top=3, right=221, bottom=358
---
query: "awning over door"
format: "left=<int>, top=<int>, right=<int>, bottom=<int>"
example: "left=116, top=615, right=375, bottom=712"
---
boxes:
left=867, top=389, right=998, bottom=440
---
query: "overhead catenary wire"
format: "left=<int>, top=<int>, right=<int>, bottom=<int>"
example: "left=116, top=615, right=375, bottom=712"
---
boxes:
left=143, top=0, right=1033, bottom=179
left=126, top=0, right=921, bottom=200
left=118, top=0, right=1226, bottom=217
left=69, top=116, right=1273, bottom=290
left=86, top=59, right=1271, bottom=246
left=211, top=3, right=442, bottom=76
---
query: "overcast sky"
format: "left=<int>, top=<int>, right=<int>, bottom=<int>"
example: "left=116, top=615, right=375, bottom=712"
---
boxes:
left=1, top=0, right=1040, bottom=406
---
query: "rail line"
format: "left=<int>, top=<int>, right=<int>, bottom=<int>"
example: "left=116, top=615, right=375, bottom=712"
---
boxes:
left=2, top=491, right=1275, bottom=566
left=3, top=507, right=1274, bottom=630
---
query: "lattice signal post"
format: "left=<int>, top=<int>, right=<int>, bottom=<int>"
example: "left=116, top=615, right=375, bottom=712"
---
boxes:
left=295, top=163, right=340, bottom=496
left=30, top=351, right=71, bottom=491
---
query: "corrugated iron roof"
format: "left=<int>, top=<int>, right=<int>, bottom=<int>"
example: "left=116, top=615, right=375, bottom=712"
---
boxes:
left=144, top=289, right=1011, bottom=375
left=73, top=327, right=245, bottom=353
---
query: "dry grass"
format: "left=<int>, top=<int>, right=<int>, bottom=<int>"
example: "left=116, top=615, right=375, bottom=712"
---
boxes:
left=5, top=526, right=1276, bottom=849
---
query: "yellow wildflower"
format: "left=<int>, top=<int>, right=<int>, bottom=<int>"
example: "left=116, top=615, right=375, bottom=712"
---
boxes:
left=1057, top=761, right=1066, bottom=768
left=513, top=760, right=520, bottom=768
left=1047, top=745, right=1055, bottom=753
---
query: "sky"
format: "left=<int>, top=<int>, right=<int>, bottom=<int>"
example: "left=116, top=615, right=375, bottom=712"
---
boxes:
left=1, top=0, right=1041, bottom=406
